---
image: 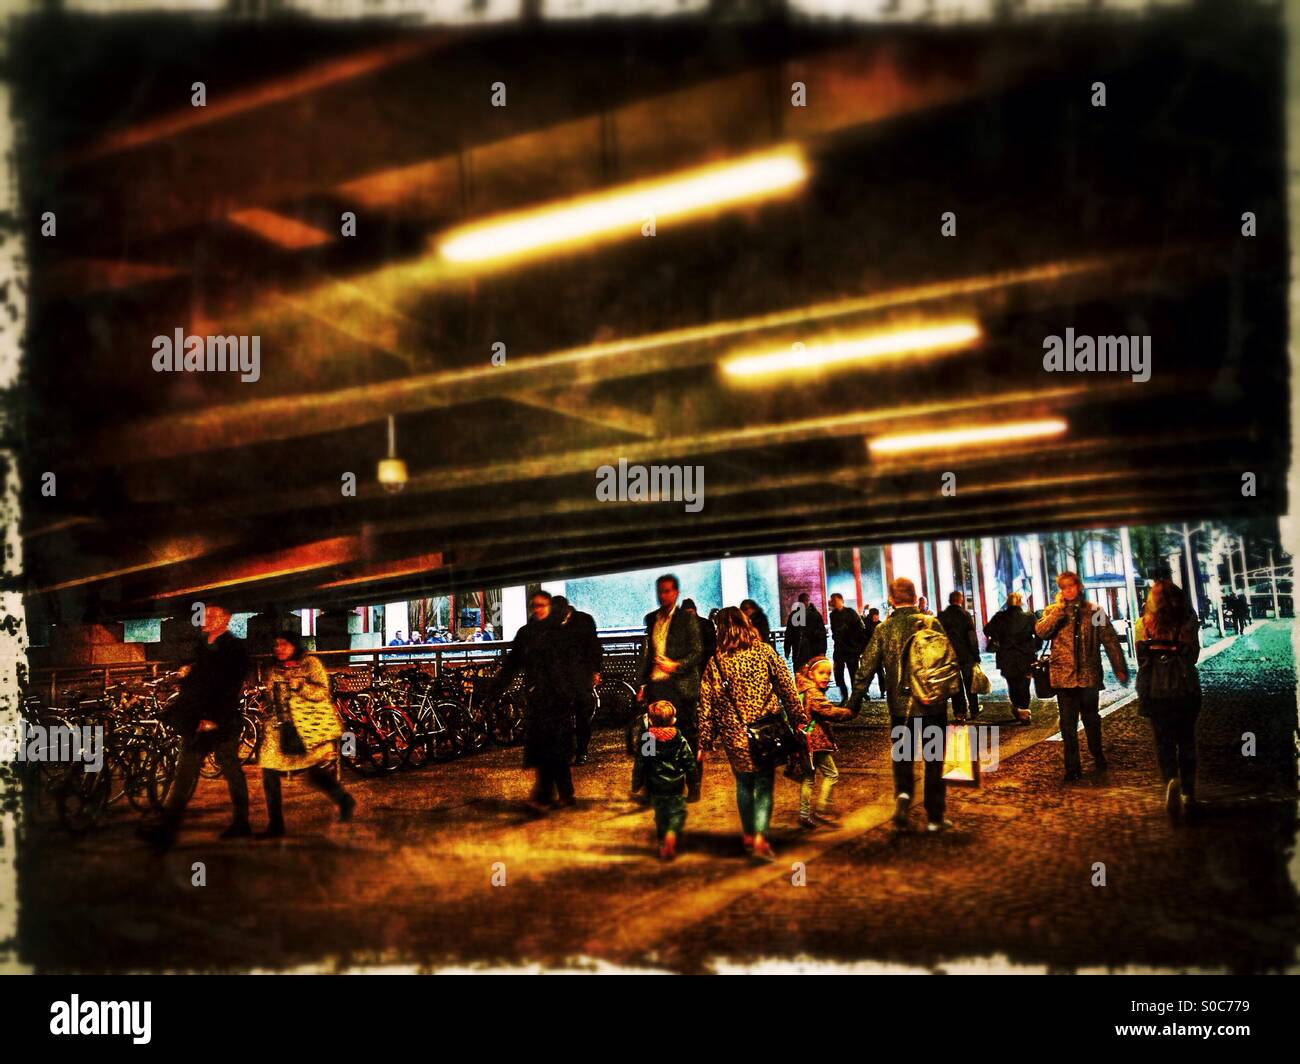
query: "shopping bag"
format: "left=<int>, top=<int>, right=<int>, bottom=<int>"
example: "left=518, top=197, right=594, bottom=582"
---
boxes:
left=942, top=722, right=981, bottom=786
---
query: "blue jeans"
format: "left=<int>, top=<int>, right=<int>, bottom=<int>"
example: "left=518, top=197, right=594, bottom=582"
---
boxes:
left=733, top=768, right=775, bottom=836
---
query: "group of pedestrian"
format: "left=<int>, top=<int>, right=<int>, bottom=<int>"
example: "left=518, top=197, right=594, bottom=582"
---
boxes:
left=140, top=603, right=356, bottom=851
left=1224, top=591, right=1252, bottom=635
left=485, top=591, right=601, bottom=809
left=389, top=626, right=495, bottom=646
left=143, top=566, right=1207, bottom=857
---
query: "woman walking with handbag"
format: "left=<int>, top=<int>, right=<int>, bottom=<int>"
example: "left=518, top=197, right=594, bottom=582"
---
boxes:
left=1134, top=580, right=1202, bottom=819
left=257, top=633, right=355, bottom=838
left=699, top=607, right=808, bottom=862
left=982, top=593, right=1039, bottom=724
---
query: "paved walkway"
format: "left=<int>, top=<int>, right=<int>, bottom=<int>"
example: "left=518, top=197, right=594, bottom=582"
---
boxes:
left=15, top=622, right=1298, bottom=972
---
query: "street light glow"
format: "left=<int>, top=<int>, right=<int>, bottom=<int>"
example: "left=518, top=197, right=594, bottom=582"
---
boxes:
left=868, top=417, right=1068, bottom=455
left=721, top=319, right=982, bottom=380
left=436, top=145, right=809, bottom=267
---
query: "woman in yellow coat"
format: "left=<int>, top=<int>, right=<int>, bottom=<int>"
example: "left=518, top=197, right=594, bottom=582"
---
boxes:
left=257, top=633, right=355, bottom=838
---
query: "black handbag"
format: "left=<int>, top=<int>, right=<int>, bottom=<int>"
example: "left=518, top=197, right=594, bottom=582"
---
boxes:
left=272, top=681, right=307, bottom=756
left=1029, top=642, right=1056, bottom=700
left=714, top=653, right=800, bottom=768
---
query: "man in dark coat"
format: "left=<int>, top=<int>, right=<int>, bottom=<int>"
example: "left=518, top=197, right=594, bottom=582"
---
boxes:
left=682, top=598, right=716, bottom=662
left=983, top=593, right=1039, bottom=724
left=490, top=590, right=579, bottom=811
left=938, top=591, right=981, bottom=719
left=637, top=574, right=703, bottom=801
left=784, top=592, right=827, bottom=672
left=550, top=595, right=603, bottom=765
left=828, top=592, right=868, bottom=704
left=141, top=602, right=252, bottom=850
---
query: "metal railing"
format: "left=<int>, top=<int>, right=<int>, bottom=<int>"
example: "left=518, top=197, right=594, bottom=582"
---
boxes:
left=27, top=634, right=653, bottom=706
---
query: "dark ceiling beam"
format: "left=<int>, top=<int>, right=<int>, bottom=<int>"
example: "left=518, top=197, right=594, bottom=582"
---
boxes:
left=274, top=487, right=1239, bottom=614
left=80, top=247, right=1162, bottom=468
left=27, top=426, right=1250, bottom=597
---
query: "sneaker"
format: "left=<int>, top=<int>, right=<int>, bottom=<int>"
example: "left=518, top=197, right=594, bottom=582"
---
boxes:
left=1013, top=709, right=1032, bottom=725
left=892, top=793, right=911, bottom=829
left=1063, top=769, right=1082, bottom=783
left=1164, top=778, right=1182, bottom=818
left=926, top=819, right=954, bottom=833
left=658, top=833, right=677, bottom=862
left=1094, top=758, right=1109, bottom=777
left=218, top=822, right=253, bottom=840
left=751, top=838, right=777, bottom=862
left=815, top=805, right=840, bottom=824
left=798, top=815, right=818, bottom=831
left=741, top=833, right=755, bottom=852
left=554, top=795, right=577, bottom=809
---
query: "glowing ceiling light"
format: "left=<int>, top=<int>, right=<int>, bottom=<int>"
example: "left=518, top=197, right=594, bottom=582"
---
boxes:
left=868, top=418, right=1068, bottom=456
left=436, top=145, right=809, bottom=266
left=721, top=319, right=981, bottom=380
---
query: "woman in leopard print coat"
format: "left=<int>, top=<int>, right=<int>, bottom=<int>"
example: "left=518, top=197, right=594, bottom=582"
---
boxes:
left=699, top=606, right=807, bottom=861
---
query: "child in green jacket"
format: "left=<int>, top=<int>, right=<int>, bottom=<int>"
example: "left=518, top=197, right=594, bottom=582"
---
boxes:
left=632, top=700, right=697, bottom=861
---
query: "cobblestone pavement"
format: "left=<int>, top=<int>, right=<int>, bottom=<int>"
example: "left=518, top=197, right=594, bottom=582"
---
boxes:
left=16, top=623, right=1298, bottom=972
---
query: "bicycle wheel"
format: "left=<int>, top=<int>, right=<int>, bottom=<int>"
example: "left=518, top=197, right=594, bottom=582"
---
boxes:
left=373, top=707, right=415, bottom=770
left=458, top=701, right=490, bottom=754
left=124, top=747, right=155, bottom=813
left=238, top=714, right=261, bottom=764
left=341, top=723, right=389, bottom=777
left=103, top=751, right=129, bottom=807
left=147, top=743, right=198, bottom=812
left=595, top=679, right=638, bottom=725
left=405, top=707, right=433, bottom=769
left=56, top=768, right=111, bottom=835
left=428, top=700, right=467, bottom=762
left=489, top=692, right=526, bottom=747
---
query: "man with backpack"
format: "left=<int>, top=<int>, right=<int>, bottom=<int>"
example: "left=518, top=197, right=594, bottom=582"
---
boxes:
left=848, top=577, right=962, bottom=832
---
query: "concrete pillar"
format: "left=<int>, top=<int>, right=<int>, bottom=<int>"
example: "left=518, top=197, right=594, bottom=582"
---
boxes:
left=314, top=608, right=359, bottom=653
left=980, top=537, right=999, bottom=617
left=245, top=609, right=299, bottom=656
left=935, top=540, right=956, bottom=605
left=384, top=600, right=407, bottom=644
left=1028, top=533, right=1047, bottom=613
left=1119, top=526, right=1140, bottom=627
left=30, top=622, right=144, bottom=669
left=502, top=585, right=527, bottom=640
left=890, top=542, right=923, bottom=595
left=1269, top=548, right=1280, bottom=617
left=721, top=556, right=748, bottom=607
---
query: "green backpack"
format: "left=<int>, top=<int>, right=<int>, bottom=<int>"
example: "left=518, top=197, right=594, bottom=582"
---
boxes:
left=902, top=621, right=963, bottom=706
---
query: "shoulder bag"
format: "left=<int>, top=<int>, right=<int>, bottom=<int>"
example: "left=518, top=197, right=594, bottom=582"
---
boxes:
left=1029, top=640, right=1056, bottom=700
left=713, top=652, right=802, bottom=772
